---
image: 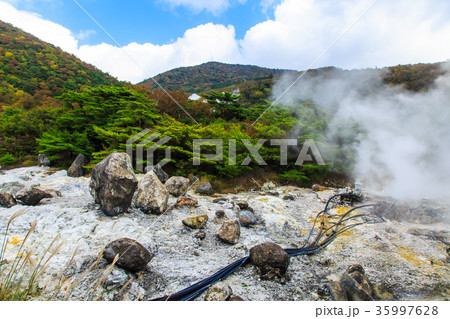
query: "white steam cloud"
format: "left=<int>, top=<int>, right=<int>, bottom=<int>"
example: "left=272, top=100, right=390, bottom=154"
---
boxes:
left=272, top=64, right=450, bottom=199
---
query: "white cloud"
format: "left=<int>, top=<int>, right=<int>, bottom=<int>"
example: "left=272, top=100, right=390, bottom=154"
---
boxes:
left=241, top=0, right=450, bottom=71
left=159, top=0, right=232, bottom=14
left=77, top=23, right=240, bottom=83
left=259, top=0, right=279, bottom=14
left=0, top=1, right=79, bottom=54
left=74, top=29, right=96, bottom=40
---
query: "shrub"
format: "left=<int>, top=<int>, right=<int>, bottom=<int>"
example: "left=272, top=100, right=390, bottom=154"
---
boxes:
left=278, top=169, right=310, bottom=185
left=0, top=153, right=16, bottom=166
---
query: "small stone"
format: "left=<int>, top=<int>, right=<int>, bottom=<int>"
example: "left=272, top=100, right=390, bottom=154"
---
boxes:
left=266, top=191, right=279, bottom=196
left=213, top=197, right=228, bottom=203
left=204, top=282, right=232, bottom=301
left=165, top=176, right=190, bottom=197
left=250, top=242, right=290, bottom=280
left=194, top=231, right=206, bottom=240
left=312, top=184, right=326, bottom=192
left=217, top=220, right=240, bottom=244
left=215, top=210, right=225, bottom=218
left=145, top=164, right=169, bottom=183
left=283, top=194, right=295, bottom=201
left=103, top=238, right=153, bottom=272
left=228, top=296, right=245, bottom=301
left=237, top=210, right=256, bottom=227
left=15, top=187, right=52, bottom=206
left=182, top=214, right=209, bottom=229
left=235, top=200, right=249, bottom=210
left=104, top=268, right=129, bottom=290
left=0, top=192, right=16, bottom=208
left=38, top=153, right=50, bottom=167
left=176, top=196, right=198, bottom=207
left=67, top=153, right=88, bottom=177
left=196, top=182, right=214, bottom=195
left=262, top=181, right=275, bottom=190
left=193, top=251, right=200, bottom=256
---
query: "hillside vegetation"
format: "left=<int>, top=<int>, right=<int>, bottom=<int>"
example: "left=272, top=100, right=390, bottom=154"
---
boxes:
left=0, top=21, right=118, bottom=109
left=0, top=21, right=446, bottom=189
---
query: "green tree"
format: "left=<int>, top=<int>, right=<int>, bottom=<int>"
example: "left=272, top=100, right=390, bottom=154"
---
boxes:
left=202, top=91, right=246, bottom=121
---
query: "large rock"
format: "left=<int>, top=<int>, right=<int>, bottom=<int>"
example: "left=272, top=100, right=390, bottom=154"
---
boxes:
left=217, top=220, right=240, bottom=244
left=196, top=182, right=214, bottom=195
left=89, top=152, right=138, bottom=216
left=135, top=171, right=169, bottom=214
left=103, top=238, right=153, bottom=272
left=182, top=214, right=208, bottom=229
left=0, top=182, right=25, bottom=194
left=15, top=187, right=52, bottom=206
left=204, top=282, right=232, bottom=301
left=38, top=153, right=50, bottom=167
left=328, top=264, right=384, bottom=301
left=67, top=153, right=88, bottom=177
left=0, top=192, right=16, bottom=208
left=164, top=176, right=189, bottom=197
left=145, top=164, right=169, bottom=183
left=250, top=242, right=290, bottom=280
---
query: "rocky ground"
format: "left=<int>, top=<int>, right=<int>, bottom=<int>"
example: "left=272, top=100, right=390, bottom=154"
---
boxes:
left=0, top=166, right=449, bottom=301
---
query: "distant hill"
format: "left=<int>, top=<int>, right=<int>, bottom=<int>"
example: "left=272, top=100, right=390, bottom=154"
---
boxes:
left=140, top=61, right=296, bottom=93
left=0, top=20, right=119, bottom=108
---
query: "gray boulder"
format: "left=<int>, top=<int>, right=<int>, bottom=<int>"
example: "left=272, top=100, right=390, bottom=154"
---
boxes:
left=0, top=193, right=16, bottom=208
left=38, top=153, right=50, bottom=167
left=103, top=238, right=153, bottom=272
left=135, top=171, right=169, bottom=214
left=15, top=187, right=52, bottom=206
left=165, top=176, right=189, bottom=197
left=145, top=164, right=169, bottom=183
left=67, top=153, right=88, bottom=177
left=196, top=182, right=214, bottom=195
left=89, top=152, right=138, bottom=216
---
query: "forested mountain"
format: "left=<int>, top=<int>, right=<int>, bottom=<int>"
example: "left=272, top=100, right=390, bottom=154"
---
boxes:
left=140, top=61, right=296, bottom=92
left=142, top=60, right=445, bottom=103
left=0, top=20, right=119, bottom=109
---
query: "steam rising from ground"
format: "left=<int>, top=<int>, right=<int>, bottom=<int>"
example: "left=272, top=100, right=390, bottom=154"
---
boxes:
left=272, top=64, right=450, bottom=199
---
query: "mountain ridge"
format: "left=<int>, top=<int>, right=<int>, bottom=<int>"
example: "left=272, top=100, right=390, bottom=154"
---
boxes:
left=140, top=61, right=297, bottom=93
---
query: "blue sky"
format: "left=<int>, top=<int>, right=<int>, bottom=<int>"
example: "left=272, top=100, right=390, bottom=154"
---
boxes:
left=6, top=0, right=275, bottom=46
left=1, top=0, right=449, bottom=83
